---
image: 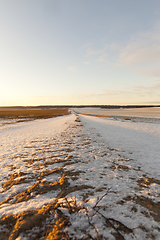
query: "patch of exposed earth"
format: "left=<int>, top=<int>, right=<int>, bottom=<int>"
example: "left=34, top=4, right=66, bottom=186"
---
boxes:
left=0, top=116, right=160, bottom=240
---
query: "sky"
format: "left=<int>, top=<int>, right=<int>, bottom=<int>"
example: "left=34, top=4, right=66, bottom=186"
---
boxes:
left=0, top=0, right=160, bottom=106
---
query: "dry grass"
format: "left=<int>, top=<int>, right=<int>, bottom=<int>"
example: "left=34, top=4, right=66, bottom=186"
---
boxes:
left=0, top=108, right=70, bottom=120
left=0, top=190, right=135, bottom=240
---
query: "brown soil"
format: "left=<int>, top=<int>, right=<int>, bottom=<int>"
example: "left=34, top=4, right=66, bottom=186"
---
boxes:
left=0, top=108, right=70, bottom=120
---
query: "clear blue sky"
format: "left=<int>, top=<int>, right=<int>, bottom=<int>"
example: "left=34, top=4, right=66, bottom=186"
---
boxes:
left=1, top=0, right=160, bottom=106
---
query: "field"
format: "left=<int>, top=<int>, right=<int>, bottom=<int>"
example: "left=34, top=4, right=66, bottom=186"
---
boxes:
left=0, top=108, right=160, bottom=239
left=0, top=108, right=70, bottom=127
left=73, top=107, right=160, bottom=123
left=0, top=107, right=70, bottom=119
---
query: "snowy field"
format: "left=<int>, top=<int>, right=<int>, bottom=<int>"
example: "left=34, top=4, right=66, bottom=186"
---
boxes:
left=74, top=107, right=160, bottom=124
left=0, top=110, right=160, bottom=239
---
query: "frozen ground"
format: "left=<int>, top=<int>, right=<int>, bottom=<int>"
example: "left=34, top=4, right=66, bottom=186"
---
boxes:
left=0, top=112, right=160, bottom=240
left=74, top=107, right=160, bottom=124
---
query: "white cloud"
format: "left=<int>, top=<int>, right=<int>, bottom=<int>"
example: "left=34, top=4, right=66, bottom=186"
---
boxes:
left=77, top=80, right=160, bottom=104
left=97, top=54, right=108, bottom=63
left=119, top=41, right=160, bottom=66
left=68, top=66, right=76, bottom=72
left=131, top=81, right=160, bottom=96
left=117, top=27, right=160, bottom=79
left=83, top=61, right=90, bottom=65
left=82, top=42, right=93, bottom=50
left=85, top=43, right=120, bottom=61
left=84, top=25, right=160, bottom=80
left=138, top=69, right=160, bottom=78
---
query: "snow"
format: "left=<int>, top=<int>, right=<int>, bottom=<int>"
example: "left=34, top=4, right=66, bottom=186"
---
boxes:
left=0, top=114, right=75, bottom=158
left=74, top=107, right=160, bottom=119
left=0, top=193, right=57, bottom=217
left=0, top=110, right=160, bottom=239
left=79, top=114, right=160, bottom=178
